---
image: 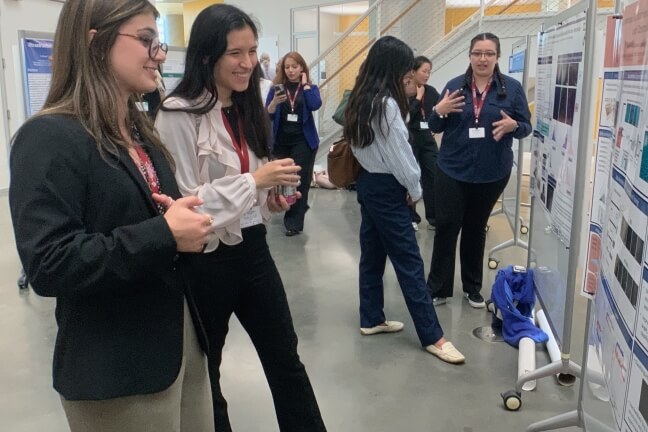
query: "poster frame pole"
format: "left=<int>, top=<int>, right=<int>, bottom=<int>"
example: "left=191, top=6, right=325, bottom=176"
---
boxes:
left=487, top=36, right=532, bottom=267
left=500, top=0, right=596, bottom=423
left=523, top=0, right=597, bottom=427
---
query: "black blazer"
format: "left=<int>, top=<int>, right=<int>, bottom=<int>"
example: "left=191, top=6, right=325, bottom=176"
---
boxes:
left=9, top=114, right=202, bottom=400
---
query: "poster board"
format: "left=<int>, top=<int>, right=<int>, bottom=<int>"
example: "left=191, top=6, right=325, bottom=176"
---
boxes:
left=18, top=31, right=53, bottom=118
left=161, top=46, right=185, bottom=94
left=581, top=0, right=648, bottom=430
left=529, top=3, right=588, bottom=344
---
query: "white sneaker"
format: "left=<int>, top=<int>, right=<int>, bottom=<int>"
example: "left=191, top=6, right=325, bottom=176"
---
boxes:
left=432, top=297, right=447, bottom=306
left=360, top=320, right=404, bottom=335
left=412, top=222, right=419, bottom=232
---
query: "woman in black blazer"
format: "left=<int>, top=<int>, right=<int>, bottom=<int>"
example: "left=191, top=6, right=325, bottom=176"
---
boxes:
left=9, top=0, right=214, bottom=431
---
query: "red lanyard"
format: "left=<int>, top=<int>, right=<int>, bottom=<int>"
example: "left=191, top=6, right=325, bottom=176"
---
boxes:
left=134, top=145, right=161, bottom=194
left=286, top=85, right=301, bottom=113
left=221, top=110, right=250, bottom=174
left=471, top=78, right=492, bottom=126
left=419, top=93, right=426, bottom=118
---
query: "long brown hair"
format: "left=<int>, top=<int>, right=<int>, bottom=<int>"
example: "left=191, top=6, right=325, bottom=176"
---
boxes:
left=35, top=0, right=170, bottom=163
left=274, top=52, right=310, bottom=85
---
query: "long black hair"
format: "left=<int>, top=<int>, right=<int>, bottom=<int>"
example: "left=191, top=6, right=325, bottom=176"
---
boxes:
left=461, top=32, right=506, bottom=99
left=161, top=4, right=270, bottom=159
left=344, top=36, right=414, bottom=148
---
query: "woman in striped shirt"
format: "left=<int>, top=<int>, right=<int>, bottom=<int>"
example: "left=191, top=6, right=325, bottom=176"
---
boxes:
left=343, top=36, right=465, bottom=365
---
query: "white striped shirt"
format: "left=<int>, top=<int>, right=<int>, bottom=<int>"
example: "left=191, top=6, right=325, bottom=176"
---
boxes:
left=351, top=97, right=422, bottom=200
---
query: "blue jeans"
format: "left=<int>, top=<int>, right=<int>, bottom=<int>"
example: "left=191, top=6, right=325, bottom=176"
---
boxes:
left=356, top=170, right=444, bottom=347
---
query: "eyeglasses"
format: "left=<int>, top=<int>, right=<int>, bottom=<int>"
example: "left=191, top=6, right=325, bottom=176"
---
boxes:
left=117, top=33, right=168, bottom=60
left=470, top=51, right=497, bottom=59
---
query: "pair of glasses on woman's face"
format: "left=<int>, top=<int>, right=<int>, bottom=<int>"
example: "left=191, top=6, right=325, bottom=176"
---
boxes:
left=117, top=33, right=168, bottom=60
left=470, top=51, right=497, bottom=59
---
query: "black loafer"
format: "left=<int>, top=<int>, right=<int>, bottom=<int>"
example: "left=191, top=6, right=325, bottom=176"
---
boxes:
left=285, top=229, right=301, bottom=237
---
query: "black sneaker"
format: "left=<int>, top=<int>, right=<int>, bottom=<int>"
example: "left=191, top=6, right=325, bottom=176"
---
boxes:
left=463, top=292, right=486, bottom=308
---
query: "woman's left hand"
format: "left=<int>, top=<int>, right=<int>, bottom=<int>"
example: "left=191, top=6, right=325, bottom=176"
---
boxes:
left=301, top=72, right=309, bottom=86
left=492, top=110, right=518, bottom=142
left=267, top=188, right=302, bottom=213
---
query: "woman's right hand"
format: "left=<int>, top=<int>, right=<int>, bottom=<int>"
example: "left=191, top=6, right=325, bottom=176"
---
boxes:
left=252, top=158, right=301, bottom=189
left=267, top=91, right=288, bottom=114
left=159, top=196, right=212, bottom=253
left=435, top=89, right=465, bottom=116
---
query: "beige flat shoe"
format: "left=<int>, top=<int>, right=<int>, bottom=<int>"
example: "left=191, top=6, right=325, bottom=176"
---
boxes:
left=426, top=341, right=466, bottom=364
left=360, top=320, right=404, bottom=335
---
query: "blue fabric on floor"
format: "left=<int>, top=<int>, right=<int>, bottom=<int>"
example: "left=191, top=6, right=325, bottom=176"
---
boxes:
left=490, top=266, right=548, bottom=347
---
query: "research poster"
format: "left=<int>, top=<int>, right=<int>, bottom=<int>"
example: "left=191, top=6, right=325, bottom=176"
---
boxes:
left=583, top=16, right=622, bottom=298
left=21, top=37, right=53, bottom=117
left=531, top=13, right=586, bottom=244
left=586, top=1, right=648, bottom=430
left=162, top=48, right=185, bottom=93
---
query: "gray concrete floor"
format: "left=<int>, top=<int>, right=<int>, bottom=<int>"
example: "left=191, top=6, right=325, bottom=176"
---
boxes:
left=0, top=189, right=586, bottom=432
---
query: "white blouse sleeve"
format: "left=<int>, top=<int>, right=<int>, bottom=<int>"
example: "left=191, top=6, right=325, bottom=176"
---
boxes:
left=155, top=99, right=264, bottom=248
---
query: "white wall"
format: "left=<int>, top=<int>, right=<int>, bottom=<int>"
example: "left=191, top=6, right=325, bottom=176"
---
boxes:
left=0, top=0, right=62, bottom=190
left=228, top=0, right=317, bottom=57
left=319, top=12, right=339, bottom=56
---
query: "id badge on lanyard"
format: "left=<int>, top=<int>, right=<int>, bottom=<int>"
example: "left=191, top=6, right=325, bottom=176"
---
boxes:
left=470, top=79, right=492, bottom=140
left=287, top=86, right=301, bottom=123
left=418, top=93, right=429, bottom=130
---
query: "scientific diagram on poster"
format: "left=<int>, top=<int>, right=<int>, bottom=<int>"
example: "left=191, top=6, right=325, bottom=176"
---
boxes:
left=531, top=13, right=586, bottom=244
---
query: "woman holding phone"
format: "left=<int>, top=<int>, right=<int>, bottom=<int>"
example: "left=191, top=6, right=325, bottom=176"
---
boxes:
left=266, top=52, right=322, bottom=236
left=155, top=5, right=327, bottom=431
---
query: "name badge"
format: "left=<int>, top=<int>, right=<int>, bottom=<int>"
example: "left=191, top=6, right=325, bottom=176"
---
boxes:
left=240, top=206, right=262, bottom=228
left=287, top=113, right=299, bottom=123
left=419, top=121, right=429, bottom=130
left=469, top=127, right=485, bottom=139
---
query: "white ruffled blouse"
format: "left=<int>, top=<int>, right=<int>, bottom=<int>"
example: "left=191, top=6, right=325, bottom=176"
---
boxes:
left=156, top=96, right=271, bottom=252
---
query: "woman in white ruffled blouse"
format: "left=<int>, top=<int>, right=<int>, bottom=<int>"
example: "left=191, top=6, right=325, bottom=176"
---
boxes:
left=154, top=5, right=327, bottom=432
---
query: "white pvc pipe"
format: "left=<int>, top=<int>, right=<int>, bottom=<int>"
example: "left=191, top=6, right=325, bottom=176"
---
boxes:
left=536, top=309, right=576, bottom=386
left=518, top=337, right=537, bottom=391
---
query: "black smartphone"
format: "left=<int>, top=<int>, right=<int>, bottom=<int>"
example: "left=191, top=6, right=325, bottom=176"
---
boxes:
left=274, top=84, right=285, bottom=95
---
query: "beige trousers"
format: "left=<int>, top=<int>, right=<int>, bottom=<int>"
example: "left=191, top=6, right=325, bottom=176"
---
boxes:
left=61, top=301, right=214, bottom=432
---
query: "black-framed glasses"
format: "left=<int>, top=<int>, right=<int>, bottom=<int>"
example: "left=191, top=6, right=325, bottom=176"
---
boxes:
left=470, top=51, right=497, bottom=59
left=117, top=33, right=168, bottom=60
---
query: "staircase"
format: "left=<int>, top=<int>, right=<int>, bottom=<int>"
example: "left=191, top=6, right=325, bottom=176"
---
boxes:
left=309, top=0, right=609, bottom=146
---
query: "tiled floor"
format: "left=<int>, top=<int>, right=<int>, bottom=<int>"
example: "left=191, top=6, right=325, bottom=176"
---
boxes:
left=0, top=188, right=587, bottom=431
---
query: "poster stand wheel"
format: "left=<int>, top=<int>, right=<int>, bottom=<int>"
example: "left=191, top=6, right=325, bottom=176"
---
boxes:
left=501, top=390, right=522, bottom=411
left=488, top=258, right=499, bottom=269
left=520, top=224, right=529, bottom=235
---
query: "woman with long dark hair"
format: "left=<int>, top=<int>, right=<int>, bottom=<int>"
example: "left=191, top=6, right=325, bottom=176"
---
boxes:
left=344, top=36, right=465, bottom=365
left=404, top=56, right=440, bottom=230
left=155, top=5, right=327, bottom=432
left=266, top=52, right=322, bottom=236
left=9, top=0, right=214, bottom=430
left=426, top=33, right=531, bottom=308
